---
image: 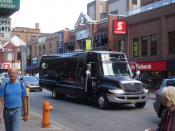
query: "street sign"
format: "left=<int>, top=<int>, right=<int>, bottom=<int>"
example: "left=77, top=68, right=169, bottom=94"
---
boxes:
left=0, top=0, right=20, bottom=10
left=0, top=17, right=11, bottom=41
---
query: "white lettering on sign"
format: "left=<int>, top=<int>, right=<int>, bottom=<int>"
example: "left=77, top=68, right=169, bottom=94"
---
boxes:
left=117, top=22, right=123, bottom=31
left=0, top=0, right=13, bottom=4
left=137, top=64, right=152, bottom=70
left=0, top=0, right=16, bottom=9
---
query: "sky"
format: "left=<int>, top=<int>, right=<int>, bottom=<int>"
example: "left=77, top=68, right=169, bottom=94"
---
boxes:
left=10, top=0, right=93, bottom=33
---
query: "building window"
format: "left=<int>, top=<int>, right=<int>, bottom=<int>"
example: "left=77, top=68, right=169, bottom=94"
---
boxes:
left=141, top=36, right=148, bottom=57
left=31, top=35, right=37, bottom=40
left=100, top=13, right=107, bottom=19
left=119, top=40, right=125, bottom=52
left=35, top=46, right=37, bottom=56
left=168, top=31, right=175, bottom=55
left=39, top=45, right=42, bottom=55
left=110, top=10, right=118, bottom=15
left=17, top=52, right=21, bottom=60
left=16, top=35, right=20, bottom=38
left=150, top=34, right=158, bottom=56
left=49, top=42, right=52, bottom=50
left=43, top=45, right=45, bottom=54
left=133, top=38, right=139, bottom=57
left=132, top=0, right=137, bottom=5
left=7, top=52, right=13, bottom=61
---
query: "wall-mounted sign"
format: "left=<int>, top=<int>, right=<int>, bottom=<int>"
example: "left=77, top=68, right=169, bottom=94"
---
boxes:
left=130, top=61, right=167, bottom=71
left=85, top=39, right=91, bottom=51
left=0, top=0, right=20, bottom=10
left=0, top=17, right=11, bottom=41
left=32, top=57, right=38, bottom=65
left=114, top=20, right=126, bottom=35
left=76, top=29, right=89, bottom=40
left=0, top=63, right=11, bottom=69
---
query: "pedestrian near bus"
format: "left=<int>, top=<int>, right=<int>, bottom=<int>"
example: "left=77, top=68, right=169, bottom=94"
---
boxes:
left=145, top=86, right=175, bottom=131
left=0, top=67, right=28, bottom=131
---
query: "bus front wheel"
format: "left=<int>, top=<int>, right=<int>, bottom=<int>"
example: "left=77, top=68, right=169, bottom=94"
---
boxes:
left=97, top=93, right=109, bottom=109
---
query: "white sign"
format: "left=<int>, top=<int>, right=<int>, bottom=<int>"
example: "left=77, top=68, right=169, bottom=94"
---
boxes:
left=0, top=17, right=11, bottom=41
left=76, top=29, right=89, bottom=40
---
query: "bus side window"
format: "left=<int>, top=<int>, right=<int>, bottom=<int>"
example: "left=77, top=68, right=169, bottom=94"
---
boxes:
left=91, top=63, right=98, bottom=77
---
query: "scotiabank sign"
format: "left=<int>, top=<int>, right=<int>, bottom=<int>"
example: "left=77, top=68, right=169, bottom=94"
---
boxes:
left=130, top=61, right=167, bottom=71
left=0, top=63, right=11, bottom=69
left=114, top=20, right=126, bottom=34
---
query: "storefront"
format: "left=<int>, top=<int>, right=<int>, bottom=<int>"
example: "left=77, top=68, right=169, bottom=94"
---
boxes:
left=130, top=61, right=167, bottom=89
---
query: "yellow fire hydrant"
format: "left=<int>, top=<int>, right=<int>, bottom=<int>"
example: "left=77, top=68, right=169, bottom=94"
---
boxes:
left=42, top=100, right=54, bottom=128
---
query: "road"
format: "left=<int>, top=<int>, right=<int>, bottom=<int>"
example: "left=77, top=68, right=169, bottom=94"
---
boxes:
left=30, top=90, right=160, bottom=131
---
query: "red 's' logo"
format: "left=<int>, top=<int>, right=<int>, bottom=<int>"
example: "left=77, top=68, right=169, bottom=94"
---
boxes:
left=114, top=20, right=126, bottom=34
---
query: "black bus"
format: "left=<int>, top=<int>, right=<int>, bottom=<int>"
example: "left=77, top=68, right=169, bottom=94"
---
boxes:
left=39, top=51, right=148, bottom=109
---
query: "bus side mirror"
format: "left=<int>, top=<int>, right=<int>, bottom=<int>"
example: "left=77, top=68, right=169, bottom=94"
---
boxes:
left=86, top=70, right=91, bottom=77
left=86, top=64, right=91, bottom=77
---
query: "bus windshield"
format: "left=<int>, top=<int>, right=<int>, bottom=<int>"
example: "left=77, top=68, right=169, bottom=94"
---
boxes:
left=102, top=61, right=132, bottom=77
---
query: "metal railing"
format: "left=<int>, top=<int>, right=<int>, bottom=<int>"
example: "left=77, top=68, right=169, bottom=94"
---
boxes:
left=126, top=0, right=175, bottom=16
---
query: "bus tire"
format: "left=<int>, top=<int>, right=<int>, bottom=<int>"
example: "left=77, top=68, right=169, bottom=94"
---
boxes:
left=97, top=93, right=109, bottom=109
left=52, top=89, right=58, bottom=99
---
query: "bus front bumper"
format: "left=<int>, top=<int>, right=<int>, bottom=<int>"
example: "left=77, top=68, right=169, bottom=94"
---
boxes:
left=106, top=93, right=148, bottom=104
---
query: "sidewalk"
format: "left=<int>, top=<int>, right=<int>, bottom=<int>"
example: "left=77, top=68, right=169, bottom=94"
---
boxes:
left=0, top=112, right=73, bottom=131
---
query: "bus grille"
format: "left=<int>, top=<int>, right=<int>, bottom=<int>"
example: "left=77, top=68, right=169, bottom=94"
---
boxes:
left=122, top=82, right=142, bottom=93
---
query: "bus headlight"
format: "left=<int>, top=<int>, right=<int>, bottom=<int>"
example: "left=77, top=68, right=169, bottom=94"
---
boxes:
left=143, top=88, right=148, bottom=93
left=109, top=89, right=124, bottom=95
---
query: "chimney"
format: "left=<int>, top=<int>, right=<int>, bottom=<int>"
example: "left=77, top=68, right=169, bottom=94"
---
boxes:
left=35, top=23, right=39, bottom=29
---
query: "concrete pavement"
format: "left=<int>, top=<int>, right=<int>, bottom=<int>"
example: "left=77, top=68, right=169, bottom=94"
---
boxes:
left=0, top=112, right=73, bottom=131
left=0, top=91, right=156, bottom=131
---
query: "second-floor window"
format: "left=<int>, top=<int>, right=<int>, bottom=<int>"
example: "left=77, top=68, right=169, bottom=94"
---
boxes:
left=141, top=36, right=148, bottom=57
left=110, top=10, right=118, bottom=15
left=49, top=42, right=52, bottom=50
left=43, top=45, right=45, bottom=54
left=168, top=31, right=175, bottom=55
left=31, top=35, right=37, bottom=40
left=133, top=38, right=139, bottom=57
left=39, top=45, right=42, bottom=55
left=132, top=0, right=137, bottom=5
left=150, top=34, right=158, bottom=56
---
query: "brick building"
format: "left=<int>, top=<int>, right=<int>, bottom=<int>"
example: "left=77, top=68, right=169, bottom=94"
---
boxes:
left=125, top=0, right=175, bottom=88
left=19, top=0, right=175, bottom=87
left=0, top=36, right=26, bottom=72
left=11, top=23, right=43, bottom=43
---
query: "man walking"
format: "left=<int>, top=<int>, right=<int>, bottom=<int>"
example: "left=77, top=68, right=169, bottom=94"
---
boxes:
left=0, top=67, right=28, bottom=131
